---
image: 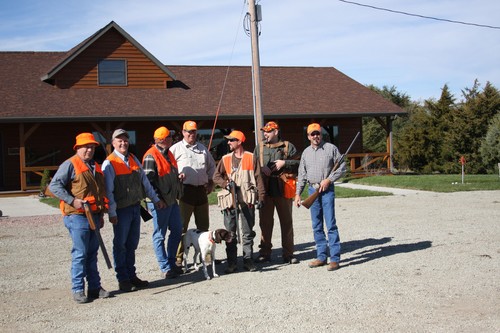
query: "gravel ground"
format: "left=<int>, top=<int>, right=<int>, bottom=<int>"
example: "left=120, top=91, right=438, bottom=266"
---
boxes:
left=0, top=189, right=499, bottom=333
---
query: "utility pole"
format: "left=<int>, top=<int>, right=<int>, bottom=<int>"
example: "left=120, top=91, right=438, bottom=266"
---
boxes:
left=247, top=0, right=265, bottom=149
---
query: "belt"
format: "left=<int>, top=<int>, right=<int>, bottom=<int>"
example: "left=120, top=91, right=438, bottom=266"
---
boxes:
left=184, top=184, right=205, bottom=188
left=309, top=182, right=320, bottom=189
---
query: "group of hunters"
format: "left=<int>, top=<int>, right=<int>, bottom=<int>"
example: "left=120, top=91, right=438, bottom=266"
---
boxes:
left=49, top=120, right=346, bottom=304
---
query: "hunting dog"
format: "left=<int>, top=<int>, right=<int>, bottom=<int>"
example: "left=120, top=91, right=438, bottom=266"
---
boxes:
left=183, top=228, right=233, bottom=280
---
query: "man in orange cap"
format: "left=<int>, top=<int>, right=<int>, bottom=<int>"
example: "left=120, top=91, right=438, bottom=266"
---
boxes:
left=49, top=132, right=110, bottom=303
left=170, top=120, right=216, bottom=266
left=254, top=121, right=300, bottom=265
left=294, top=123, right=345, bottom=271
left=142, top=126, right=183, bottom=279
left=213, top=130, right=265, bottom=273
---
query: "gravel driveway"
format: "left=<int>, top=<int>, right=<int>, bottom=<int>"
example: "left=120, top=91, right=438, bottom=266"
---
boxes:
left=0, top=189, right=499, bottom=332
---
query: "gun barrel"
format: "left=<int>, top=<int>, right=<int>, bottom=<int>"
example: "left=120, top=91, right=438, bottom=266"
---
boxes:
left=83, top=202, right=112, bottom=269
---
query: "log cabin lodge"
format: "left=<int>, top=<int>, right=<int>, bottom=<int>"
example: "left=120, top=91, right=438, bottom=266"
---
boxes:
left=0, top=21, right=406, bottom=193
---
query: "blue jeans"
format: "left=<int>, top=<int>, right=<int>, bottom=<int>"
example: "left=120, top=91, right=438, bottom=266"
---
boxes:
left=113, top=204, right=141, bottom=282
left=64, top=214, right=101, bottom=293
left=147, top=202, right=182, bottom=273
left=308, top=185, right=341, bottom=263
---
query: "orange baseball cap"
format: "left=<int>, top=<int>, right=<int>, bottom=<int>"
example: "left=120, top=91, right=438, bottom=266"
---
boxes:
left=154, top=126, right=170, bottom=140
left=73, top=133, right=99, bottom=150
left=183, top=120, right=197, bottom=131
left=224, top=130, right=246, bottom=143
left=261, top=121, right=279, bottom=132
left=307, top=123, right=321, bottom=134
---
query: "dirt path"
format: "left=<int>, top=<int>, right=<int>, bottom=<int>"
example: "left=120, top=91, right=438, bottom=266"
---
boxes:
left=1, top=190, right=499, bottom=332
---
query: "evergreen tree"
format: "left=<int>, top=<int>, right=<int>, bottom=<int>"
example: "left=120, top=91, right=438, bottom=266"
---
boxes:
left=444, top=81, right=500, bottom=173
left=364, top=85, right=411, bottom=153
left=425, top=84, right=456, bottom=173
left=363, top=81, right=498, bottom=174
left=480, top=113, right=500, bottom=173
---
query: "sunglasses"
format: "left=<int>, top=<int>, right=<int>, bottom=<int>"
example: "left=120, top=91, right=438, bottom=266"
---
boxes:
left=227, top=138, right=239, bottom=142
left=184, top=130, right=197, bottom=134
left=310, top=131, right=321, bottom=137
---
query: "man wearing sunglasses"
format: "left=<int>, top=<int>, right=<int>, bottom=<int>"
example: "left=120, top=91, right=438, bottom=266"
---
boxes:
left=170, top=120, right=216, bottom=266
left=254, top=121, right=300, bottom=265
left=213, top=130, right=265, bottom=273
left=294, top=123, right=345, bottom=272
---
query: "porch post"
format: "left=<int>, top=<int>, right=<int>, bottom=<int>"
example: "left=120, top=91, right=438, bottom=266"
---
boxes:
left=387, top=116, right=394, bottom=173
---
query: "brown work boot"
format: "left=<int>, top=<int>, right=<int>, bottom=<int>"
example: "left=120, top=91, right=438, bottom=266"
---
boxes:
left=327, top=262, right=340, bottom=271
left=308, top=259, right=326, bottom=268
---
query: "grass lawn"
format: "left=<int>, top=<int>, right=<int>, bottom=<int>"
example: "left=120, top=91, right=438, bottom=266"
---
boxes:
left=346, top=174, right=500, bottom=192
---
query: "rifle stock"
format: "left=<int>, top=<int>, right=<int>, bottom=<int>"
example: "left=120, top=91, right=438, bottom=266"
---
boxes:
left=83, top=202, right=112, bottom=269
left=301, top=189, right=319, bottom=209
left=300, top=132, right=360, bottom=209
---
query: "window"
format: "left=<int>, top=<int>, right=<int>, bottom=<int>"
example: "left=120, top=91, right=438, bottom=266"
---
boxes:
left=194, top=128, right=231, bottom=161
left=322, top=125, right=339, bottom=146
left=98, top=59, right=127, bottom=86
left=91, top=131, right=107, bottom=164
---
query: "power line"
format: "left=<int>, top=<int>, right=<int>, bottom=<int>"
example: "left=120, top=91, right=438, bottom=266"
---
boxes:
left=338, top=0, right=500, bottom=30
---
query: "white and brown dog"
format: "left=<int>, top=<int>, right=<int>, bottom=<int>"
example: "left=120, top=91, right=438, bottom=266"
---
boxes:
left=183, top=228, right=233, bottom=280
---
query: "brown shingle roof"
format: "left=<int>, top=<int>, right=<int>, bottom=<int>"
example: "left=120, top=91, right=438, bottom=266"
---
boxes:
left=0, top=52, right=405, bottom=123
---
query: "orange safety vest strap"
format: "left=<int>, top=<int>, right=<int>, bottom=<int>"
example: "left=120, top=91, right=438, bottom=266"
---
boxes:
left=143, top=146, right=177, bottom=177
left=107, top=152, right=141, bottom=175
left=222, top=152, right=254, bottom=176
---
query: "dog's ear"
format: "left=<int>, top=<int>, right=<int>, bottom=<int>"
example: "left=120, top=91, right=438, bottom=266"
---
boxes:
left=214, top=229, right=226, bottom=243
left=216, top=231, right=223, bottom=243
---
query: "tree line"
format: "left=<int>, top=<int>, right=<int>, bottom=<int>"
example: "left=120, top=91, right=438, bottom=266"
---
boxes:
left=363, top=80, right=500, bottom=174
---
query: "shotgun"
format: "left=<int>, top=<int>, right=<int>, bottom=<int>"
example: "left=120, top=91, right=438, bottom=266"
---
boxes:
left=301, top=132, right=360, bottom=209
left=83, top=202, right=113, bottom=269
left=228, top=180, right=241, bottom=244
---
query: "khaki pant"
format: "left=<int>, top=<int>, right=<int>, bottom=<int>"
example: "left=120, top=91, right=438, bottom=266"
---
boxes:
left=175, top=186, right=210, bottom=263
left=257, top=195, right=295, bottom=259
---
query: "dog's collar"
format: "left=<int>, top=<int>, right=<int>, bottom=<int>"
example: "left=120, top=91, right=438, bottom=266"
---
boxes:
left=209, top=231, right=216, bottom=244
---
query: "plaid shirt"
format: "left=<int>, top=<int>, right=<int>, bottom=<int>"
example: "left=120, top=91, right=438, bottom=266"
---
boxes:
left=296, top=141, right=345, bottom=195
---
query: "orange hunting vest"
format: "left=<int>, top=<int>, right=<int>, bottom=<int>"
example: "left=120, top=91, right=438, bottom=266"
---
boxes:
left=221, top=151, right=258, bottom=205
left=143, top=146, right=181, bottom=205
left=106, top=152, right=145, bottom=209
left=59, top=155, right=108, bottom=215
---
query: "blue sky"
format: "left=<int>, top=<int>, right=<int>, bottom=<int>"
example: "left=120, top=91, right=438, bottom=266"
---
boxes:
left=1, top=0, right=499, bottom=102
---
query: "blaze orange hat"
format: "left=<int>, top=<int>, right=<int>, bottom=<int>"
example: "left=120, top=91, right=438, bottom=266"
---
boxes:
left=224, top=130, right=246, bottom=143
left=261, top=121, right=279, bottom=132
left=307, top=123, right=321, bottom=134
left=154, top=126, right=170, bottom=140
left=73, top=133, right=99, bottom=150
left=183, top=121, right=197, bottom=131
